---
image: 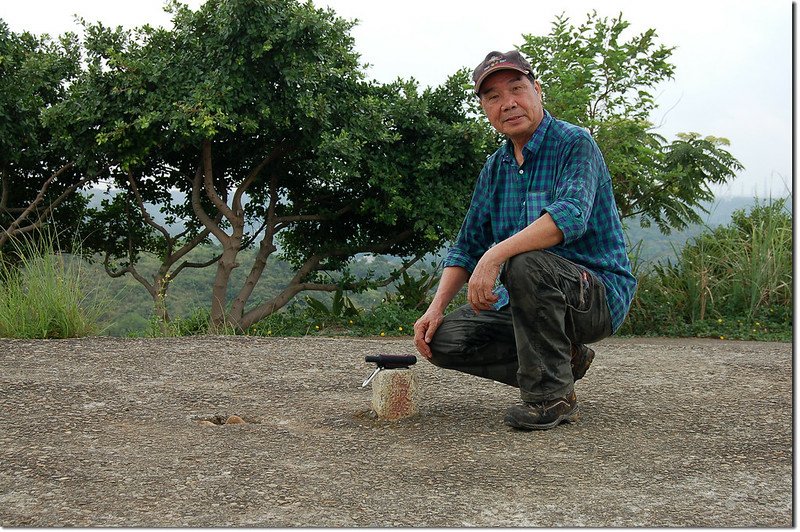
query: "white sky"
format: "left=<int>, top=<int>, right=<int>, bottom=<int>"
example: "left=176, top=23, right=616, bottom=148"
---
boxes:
left=2, top=0, right=793, bottom=198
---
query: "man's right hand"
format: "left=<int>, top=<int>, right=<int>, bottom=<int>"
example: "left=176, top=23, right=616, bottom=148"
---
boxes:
left=413, top=308, right=444, bottom=360
left=413, top=266, right=468, bottom=360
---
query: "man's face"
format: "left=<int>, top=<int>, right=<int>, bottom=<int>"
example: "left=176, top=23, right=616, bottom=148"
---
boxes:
left=479, top=70, right=544, bottom=146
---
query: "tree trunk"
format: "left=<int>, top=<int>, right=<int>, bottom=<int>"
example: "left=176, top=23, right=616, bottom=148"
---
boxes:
left=209, top=242, right=241, bottom=331
left=152, top=275, right=172, bottom=334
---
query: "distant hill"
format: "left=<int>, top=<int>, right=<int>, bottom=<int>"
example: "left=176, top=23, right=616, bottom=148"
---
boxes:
left=82, top=188, right=789, bottom=268
left=80, top=190, right=790, bottom=335
left=699, top=196, right=792, bottom=226
left=625, top=196, right=792, bottom=267
left=84, top=189, right=785, bottom=248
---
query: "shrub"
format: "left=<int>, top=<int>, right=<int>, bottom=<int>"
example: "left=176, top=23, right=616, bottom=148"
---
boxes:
left=621, top=197, right=791, bottom=340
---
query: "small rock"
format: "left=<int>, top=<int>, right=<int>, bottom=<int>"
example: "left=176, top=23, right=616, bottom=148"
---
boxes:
left=225, top=415, right=245, bottom=424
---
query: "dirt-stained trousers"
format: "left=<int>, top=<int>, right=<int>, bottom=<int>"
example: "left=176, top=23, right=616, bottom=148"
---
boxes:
left=428, top=250, right=613, bottom=402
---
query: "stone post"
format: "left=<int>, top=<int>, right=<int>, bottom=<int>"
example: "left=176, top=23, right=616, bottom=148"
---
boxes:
left=371, top=368, right=418, bottom=420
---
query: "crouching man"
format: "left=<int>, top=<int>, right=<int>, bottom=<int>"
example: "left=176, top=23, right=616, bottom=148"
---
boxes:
left=413, top=50, right=637, bottom=431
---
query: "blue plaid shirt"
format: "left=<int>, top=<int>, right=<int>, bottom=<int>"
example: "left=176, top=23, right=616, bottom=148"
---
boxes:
left=444, top=110, right=637, bottom=332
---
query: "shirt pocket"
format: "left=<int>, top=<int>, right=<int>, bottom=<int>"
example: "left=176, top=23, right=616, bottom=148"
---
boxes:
left=525, top=191, right=551, bottom=225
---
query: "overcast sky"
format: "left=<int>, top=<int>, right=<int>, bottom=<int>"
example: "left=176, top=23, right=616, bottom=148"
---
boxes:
left=2, top=0, right=793, bottom=198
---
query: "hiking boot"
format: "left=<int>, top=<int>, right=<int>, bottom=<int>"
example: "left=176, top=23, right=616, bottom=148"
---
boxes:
left=504, top=391, right=580, bottom=431
left=571, top=344, right=595, bottom=382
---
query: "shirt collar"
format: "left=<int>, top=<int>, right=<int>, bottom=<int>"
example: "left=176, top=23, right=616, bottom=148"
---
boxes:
left=502, top=109, right=553, bottom=163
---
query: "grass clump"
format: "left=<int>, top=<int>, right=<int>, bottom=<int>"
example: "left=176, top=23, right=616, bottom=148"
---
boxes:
left=0, top=232, right=107, bottom=339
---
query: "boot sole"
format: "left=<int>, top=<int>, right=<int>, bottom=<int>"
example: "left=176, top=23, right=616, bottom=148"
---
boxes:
left=504, top=405, right=581, bottom=431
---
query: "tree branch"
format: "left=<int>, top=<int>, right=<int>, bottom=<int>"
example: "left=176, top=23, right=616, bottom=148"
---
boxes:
left=191, top=164, right=228, bottom=242
left=126, top=170, right=172, bottom=249
left=103, top=252, right=132, bottom=279
left=201, top=140, right=236, bottom=224
left=232, top=140, right=292, bottom=214
left=230, top=172, right=282, bottom=319
left=172, top=252, right=222, bottom=277
left=1, top=163, right=73, bottom=232
left=0, top=163, right=102, bottom=248
left=239, top=229, right=418, bottom=328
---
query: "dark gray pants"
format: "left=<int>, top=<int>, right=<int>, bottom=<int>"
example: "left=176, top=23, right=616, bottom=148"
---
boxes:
left=429, top=250, right=612, bottom=402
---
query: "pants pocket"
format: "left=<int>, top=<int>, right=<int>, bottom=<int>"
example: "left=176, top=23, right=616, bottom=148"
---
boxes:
left=557, top=267, right=591, bottom=313
left=567, top=274, right=611, bottom=344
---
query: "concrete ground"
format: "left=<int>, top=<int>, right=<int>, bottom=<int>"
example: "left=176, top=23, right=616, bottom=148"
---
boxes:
left=0, top=335, right=793, bottom=527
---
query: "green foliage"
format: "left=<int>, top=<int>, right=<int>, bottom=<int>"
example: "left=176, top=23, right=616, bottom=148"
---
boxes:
left=621, top=197, right=791, bottom=340
left=56, top=0, right=496, bottom=331
left=519, top=12, right=742, bottom=233
left=0, top=20, right=89, bottom=249
left=276, top=72, right=496, bottom=272
left=305, top=288, right=360, bottom=319
left=384, top=267, right=441, bottom=311
left=0, top=232, right=108, bottom=338
left=522, top=12, right=674, bottom=127
left=246, top=298, right=419, bottom=338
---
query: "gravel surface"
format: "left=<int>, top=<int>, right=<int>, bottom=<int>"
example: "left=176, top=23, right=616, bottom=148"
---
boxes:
left=0, top=335, right=792, bottom=527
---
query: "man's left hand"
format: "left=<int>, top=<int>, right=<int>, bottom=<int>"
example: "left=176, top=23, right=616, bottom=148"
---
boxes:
left=468, top=250, right=502, bottom=313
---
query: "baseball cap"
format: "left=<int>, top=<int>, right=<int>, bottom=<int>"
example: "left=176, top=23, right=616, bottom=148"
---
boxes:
left=472, top=50, right=534, bottom=95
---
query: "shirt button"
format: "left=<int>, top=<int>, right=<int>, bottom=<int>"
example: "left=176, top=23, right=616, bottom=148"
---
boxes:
left=518, top=170, right=524, bottom=175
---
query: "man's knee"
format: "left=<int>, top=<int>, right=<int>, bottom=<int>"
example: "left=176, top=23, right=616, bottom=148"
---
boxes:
left=503, top=250, right=553, bottom=291
left=427, top=321, right=463, bottom=369
left=427, top=304, right=491, bottom=368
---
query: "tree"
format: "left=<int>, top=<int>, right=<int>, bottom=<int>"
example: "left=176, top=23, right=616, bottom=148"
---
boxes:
left=519, top=12, right=742, bottom=233
left=63, top=0, right=495, bottom=330
left=0, top=21, right=93, bottom=252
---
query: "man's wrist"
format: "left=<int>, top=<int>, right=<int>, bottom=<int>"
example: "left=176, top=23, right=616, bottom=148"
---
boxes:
left=428, top=297, right=449, bottom=314
left=484, top=244, right=508, bottom=265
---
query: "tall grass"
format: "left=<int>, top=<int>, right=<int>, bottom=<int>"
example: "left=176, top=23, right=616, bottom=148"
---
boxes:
left=622, top=197, right=792, bottom=339
left=0, top=231, right=107, bottom=339
left=729, top=199, right=792, bottom=317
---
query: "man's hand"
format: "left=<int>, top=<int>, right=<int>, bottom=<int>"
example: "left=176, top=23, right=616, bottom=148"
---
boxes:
left=413, top=308, right=444, bottom=360
left=468, top=249, right=502, bottom=312
left=412, top=266, right=469, bottom=360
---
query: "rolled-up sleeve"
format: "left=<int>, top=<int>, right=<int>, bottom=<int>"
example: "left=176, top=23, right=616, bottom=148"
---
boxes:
left=543, top=132, right=602, bottom=245
left=443, top=166, right=494, bottom=274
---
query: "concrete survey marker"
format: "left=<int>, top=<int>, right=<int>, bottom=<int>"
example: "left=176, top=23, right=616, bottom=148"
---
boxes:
left=362, top=353, right=419, bottom=420
left=370, top=368, right=418, bottom=420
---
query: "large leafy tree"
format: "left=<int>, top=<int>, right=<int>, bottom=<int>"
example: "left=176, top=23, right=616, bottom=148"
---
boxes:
left=519, top=12, right=742, bottom=233
left=0, top=21, right=94, bottom=251
left=61, top=0, right=494, bottom=330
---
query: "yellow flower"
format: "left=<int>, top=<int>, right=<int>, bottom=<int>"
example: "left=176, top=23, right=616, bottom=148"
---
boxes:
left=315, top=325, right=320, bottom=330
left=380, top=332, right=385, bottom=337
left=719, top=336, right=725, bottom=340
left=398, top=326, right=403, bottom=331
left=349, top=320, right=354, bottom=325
left=267, top=330, right=272, bottom=335
left=717, top=318, right=723, bottom=324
